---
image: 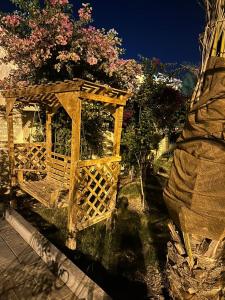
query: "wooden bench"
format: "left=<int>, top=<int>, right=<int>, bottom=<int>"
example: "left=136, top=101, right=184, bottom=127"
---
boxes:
left=17, top=152, right=71, bottom=208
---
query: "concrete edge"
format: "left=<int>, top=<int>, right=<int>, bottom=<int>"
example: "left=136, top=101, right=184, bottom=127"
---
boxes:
left=5, top=208, right=111, bottom=300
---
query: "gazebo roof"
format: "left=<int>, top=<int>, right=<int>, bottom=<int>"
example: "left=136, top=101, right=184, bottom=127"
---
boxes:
left=1, top=78, right=130, bottom=106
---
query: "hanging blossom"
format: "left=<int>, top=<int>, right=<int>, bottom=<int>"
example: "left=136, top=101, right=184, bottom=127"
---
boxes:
left=78, top=3, right=92, bottom=22
left=112, top=59, right=143, bottom=91
left=0, top=1, right=74, bottom=76
left=49, top=0, right=69, bottom=6
left=2, top=14, right=21, bottom=27
left=55, top=26, right=122, bottom=73
left=0, top=1, right=142, bottom=92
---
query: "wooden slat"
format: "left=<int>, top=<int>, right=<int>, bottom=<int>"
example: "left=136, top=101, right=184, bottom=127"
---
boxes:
left=48, top=172, right=70, bottom=185
left=47, top=161, right=69, bottom=172
left=82, top=80, right=128, bottom=94
left=14, top=142, right=46, bottom=147
left=15, top=168, right=47, bottom=173
left=48, top=167, right=70, bottom=179
left=79, top=91, right=126, bottom=106
left=78, top=156, right=121, bottom=167
left=47, top=157, right=68, bottom=167
left=50, top=151, right=70, bottom=160
left=77, top=211, right=112, bottom=231
left=2, top=80, right=82, bottom=99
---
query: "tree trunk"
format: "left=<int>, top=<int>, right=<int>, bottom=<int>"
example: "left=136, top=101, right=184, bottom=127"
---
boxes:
left=164, top=49, right=225, bottom=300
left=163, top=1, right=225, bottom=295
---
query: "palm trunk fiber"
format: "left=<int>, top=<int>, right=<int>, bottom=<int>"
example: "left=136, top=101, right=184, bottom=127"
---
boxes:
left=164, top=56, right=225, bottom=299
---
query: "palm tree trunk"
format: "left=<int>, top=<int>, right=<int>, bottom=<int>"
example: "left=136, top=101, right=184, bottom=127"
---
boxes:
left=166, top=222, right=225, bottom=299
left=164, top=2, right=225, bottom=298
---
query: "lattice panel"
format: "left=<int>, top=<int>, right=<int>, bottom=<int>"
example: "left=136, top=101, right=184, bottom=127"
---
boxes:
left=14, top=143, right=46, bottom=171
left=76, top=161, right=120, bottom=228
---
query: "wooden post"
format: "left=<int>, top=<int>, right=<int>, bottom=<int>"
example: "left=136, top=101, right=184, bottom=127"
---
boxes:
left=46, top=111, right=52, bottom=155
left=113, top=106, right=124, bottom=156
left=17, top=170, right=24, bottom=184
left=112, top=105, right=124, bottom=212
left=46, top=111, right=53, bottom=172
left=56, top=92, right=82, bottom=248
left=67, top=97, right=81, bottom=249
left=6, top=98, right=16, bottom=204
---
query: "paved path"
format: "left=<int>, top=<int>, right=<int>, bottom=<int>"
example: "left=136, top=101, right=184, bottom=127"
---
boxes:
left=0, top=219, right=75, bottom=300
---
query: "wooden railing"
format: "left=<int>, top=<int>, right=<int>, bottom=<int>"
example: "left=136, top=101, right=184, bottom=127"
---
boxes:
left=76, top=156, right=121, bottom=230
left=14, top=142, right=47, bottom=171
left=46, top=152, right=71, bottom=188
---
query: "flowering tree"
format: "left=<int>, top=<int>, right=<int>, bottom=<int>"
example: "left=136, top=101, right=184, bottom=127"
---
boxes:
left=0, top=0, right=141, bottom=90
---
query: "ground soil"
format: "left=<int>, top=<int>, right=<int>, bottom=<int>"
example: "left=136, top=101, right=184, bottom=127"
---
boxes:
left=13, top=172, right=171, bottom=300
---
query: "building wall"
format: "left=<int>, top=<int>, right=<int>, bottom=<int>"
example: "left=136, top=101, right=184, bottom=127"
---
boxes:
left=0, top=49, right=24, bottom=146
left=0, top=95, right=24, bottom=146
left=0, top=47, right=17, bottom=80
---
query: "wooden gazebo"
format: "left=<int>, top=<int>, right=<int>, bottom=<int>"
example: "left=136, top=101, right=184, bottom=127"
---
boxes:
left=3, top=79, right=130, bottom=249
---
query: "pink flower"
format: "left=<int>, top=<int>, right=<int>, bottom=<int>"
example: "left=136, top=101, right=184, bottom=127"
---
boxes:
left=59, top=0, right=69, bottom=4
left=78, top=3, right=92, bottom=22
left=2, top=15, right=21, bottom=27
left=49, top=0, right=68, bottom=5
left=56, top=35, right=68, bottom=45
left=70, top=52, right=80, bottom=62
left=87, top=56, right=98, bottom=65
left=49, top=0, right=57, bottom=5
left=28, top=20, right=36, bottom=29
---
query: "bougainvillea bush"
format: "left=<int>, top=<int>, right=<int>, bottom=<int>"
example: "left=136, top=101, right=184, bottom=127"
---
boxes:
left=0, top=0, right=141, bottom=90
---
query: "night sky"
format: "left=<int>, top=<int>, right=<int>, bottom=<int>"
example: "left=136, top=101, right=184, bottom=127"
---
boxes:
left=0, top=0, right=205, bottom=65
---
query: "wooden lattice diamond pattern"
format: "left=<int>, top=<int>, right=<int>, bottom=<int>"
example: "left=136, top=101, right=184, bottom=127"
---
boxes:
left=14, top=143, right=46, bottom=170
left=77, top=162, right=120, bottom=225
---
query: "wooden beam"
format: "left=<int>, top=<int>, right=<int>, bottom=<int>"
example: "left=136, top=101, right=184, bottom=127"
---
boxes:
left=2, top=79, right=130, bottom=103
left=113, top=106, right=124, bottom=156
left=78, top=156, right=121, bottom=168
left=66, top=96, right=82, bottom=249
left=79, top=91, right=127, bottom=106
left=2, top=80, right=82, bottom=99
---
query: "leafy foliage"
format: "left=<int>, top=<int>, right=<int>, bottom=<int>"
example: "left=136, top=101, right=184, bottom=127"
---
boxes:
left=122, top=58, right=187, bottom=175
left=51, top=103, right=113, bottom=159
